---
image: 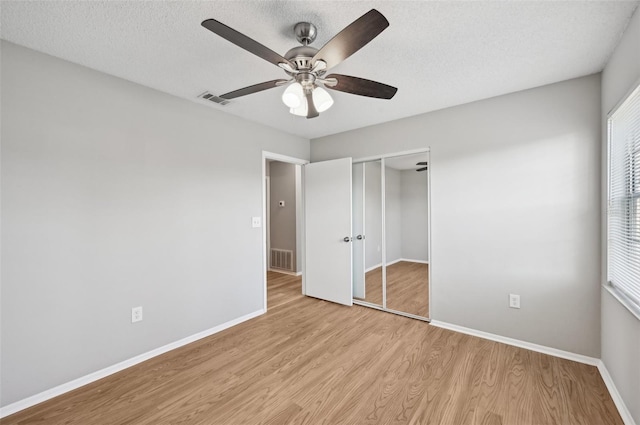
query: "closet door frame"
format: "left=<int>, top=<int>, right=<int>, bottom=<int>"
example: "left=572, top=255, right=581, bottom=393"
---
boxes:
left=352, top=148, right=432, bottom=322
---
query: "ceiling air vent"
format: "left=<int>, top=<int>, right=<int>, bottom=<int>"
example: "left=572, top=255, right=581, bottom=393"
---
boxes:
left=198, top=91, right=230, bottom=106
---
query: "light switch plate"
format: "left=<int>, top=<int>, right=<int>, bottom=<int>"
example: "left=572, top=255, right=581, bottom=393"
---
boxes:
left=509, top=294, right=520, bottom=309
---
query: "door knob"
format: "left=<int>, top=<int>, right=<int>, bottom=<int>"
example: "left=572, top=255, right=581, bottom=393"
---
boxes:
left=356, top=235, right=364, bottom=240
left=343, top=236, right=352, bottom=242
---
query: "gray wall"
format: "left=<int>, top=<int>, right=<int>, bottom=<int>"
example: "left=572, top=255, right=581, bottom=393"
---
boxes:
left=400, top=169, right=429, bottom=262
left=363, top=163, right=429, bottom=268
left=385, top=167, right=430, bottom=264
left=268, top=161, right=298, bottom=271
left=364, top=161, right=383, bottom=270
left=601, top=6, right=640, bottom=424
left=312, top=74, right=602, bottom=357
left=0, top=41, right=309, bottom=407
left=385, top=167, right=402, bottom=263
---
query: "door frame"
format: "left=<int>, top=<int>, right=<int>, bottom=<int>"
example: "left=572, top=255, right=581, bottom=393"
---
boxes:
left=262, top=151, right=309, bottom=312
left=265, top=175, right=270, bottom=273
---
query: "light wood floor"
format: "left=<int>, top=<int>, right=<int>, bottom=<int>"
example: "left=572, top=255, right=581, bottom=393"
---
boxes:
left=356, top=261, right=429, bottom=317
left=4, top=273, right=622, bottom=424
left=267, top=270, right=304, bottom=310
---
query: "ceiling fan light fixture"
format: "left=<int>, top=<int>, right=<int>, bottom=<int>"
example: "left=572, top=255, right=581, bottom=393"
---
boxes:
left=312, top=86, right=333, bottom=112
left=282, top=82, right=304, bottom=108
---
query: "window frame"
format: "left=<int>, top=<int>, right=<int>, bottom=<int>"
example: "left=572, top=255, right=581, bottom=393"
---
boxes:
left=606, top=78, right=640, bottom=321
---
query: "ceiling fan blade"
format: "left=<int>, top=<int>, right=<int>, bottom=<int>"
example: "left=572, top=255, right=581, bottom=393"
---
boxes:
left=312, top=9, right=389, bottom=70
left=416, top=162, right=428, bottom=165
left=324, top=74, right=397, bottom=99
left=220, top=79, right=289, bottom=100
left=202, top=19, right=294, bottom=69
left=416, top=167, right=428, bottom=172
left=305, top=91, right=319, bottom=119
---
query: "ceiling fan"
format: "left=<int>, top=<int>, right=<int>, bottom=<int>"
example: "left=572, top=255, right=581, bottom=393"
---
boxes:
left=201, top=9, right=397, bottom=119
left=416, top=162, right=428, bottom=172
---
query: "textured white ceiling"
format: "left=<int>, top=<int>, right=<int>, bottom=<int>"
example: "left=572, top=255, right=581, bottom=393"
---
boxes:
left=1, top=1, right=638, bottom=139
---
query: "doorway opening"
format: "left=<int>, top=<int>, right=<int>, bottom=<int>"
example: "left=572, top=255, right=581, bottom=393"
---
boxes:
left=262, top=152, right=308, bottom=311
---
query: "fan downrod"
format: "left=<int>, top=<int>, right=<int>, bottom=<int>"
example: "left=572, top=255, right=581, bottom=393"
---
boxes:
left=294, top=22, right=317, bottom=45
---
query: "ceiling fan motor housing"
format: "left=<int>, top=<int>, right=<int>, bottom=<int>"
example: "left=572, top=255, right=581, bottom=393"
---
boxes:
left=284, top=45, right=319, bottom=73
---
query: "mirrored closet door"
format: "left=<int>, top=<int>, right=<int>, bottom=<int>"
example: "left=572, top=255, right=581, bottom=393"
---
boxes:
left=384, top=153, right=430, bottom=318
left=352, top=151, right=430, bottom=320
left=353, top=160, right=383, bottom=307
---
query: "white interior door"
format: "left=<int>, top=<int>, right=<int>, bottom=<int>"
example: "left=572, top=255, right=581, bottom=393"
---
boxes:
left=304, top=158, right=353, bottom=306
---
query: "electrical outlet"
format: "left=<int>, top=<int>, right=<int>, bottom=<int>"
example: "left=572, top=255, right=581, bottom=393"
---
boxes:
left=252, top=217, right=261, bottom=228
left=131, top=306, right=143, bottom=323
left=509, top=294, right=520, bottom=309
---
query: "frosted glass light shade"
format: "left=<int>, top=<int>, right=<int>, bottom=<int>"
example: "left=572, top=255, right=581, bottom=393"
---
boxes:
left=290, top=101, right=307, bottom=116
left=282, top=82, right=303, bottom=108
left=312, top=87, right=333, bottom=112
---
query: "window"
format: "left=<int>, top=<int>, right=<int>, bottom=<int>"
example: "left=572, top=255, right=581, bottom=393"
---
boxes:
left=607, top=82, right=640, bottom=316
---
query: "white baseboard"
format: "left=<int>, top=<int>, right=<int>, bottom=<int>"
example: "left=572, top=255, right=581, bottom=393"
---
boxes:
left=365, top=263, right=382, bottom=273
left=429, top=320, right=599, bottom=366
left=597, top=361, right=637, bottom=425
left=387, top=258, right=429, bottom=267
left=400, top=258, right=429, bottom=264
left=268, top=268, right=301, bottom=276
left=365, top=259, right=429, bottom=272
left=0, top=309, right=265, bottom=419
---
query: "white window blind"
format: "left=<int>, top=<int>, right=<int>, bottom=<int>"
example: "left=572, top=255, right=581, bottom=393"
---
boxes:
left=608, top=82, right=640, bottom=312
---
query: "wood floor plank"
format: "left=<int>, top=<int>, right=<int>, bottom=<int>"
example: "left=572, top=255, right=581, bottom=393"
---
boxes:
left=407, top=330, right=478, bottom=425
left=2, top=274, right=623, bottom=425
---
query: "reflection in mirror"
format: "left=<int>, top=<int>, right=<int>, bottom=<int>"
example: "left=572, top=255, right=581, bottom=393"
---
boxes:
left=385, top=153, right=429, bottom=317
left=352, top=163, right=365, bottom=300
left=353, top=160, right=383, bottom=306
